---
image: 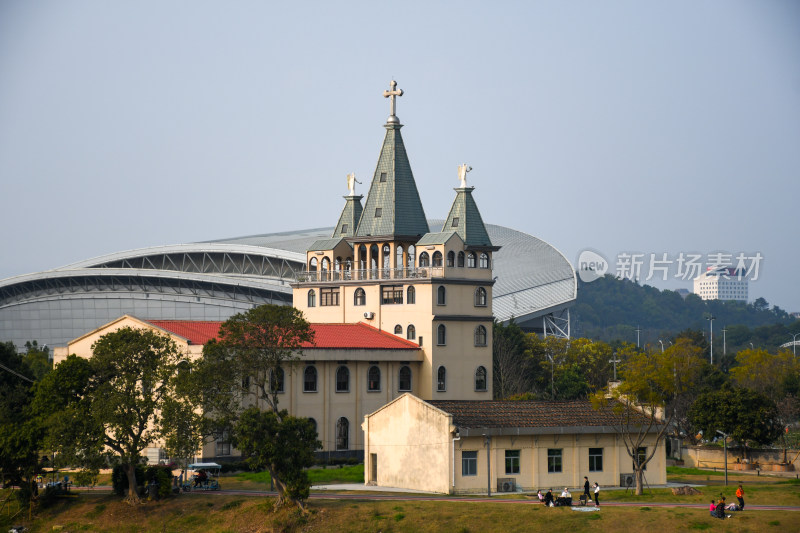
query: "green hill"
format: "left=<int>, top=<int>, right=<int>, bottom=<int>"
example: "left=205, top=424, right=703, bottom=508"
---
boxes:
left=573, top=275, right=798, bottom=351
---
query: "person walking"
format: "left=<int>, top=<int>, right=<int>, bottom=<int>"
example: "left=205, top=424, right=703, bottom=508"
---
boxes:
left=583, top=476, right=590, bottom=503
left=736, top=484, right=745, bottom=510
left=593, top=482, right=600, bottom=506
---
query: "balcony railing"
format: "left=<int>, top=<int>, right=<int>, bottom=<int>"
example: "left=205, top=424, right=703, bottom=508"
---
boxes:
left=295, top=267, right=444, bottom=283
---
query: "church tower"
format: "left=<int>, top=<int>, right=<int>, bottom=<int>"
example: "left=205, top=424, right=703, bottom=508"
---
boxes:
left=293, top=81, right=499, bottom=400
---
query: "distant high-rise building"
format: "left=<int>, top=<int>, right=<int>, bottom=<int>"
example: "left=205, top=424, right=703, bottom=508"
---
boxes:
left=693, top=266, right=748, bottom=302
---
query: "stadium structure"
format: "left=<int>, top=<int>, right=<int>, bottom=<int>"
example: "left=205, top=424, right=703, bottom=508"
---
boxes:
left=0, top=221, right=575, bottom=351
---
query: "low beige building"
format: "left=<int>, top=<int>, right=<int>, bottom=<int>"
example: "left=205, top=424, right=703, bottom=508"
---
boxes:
left=363, top=394, right=666, bottom=494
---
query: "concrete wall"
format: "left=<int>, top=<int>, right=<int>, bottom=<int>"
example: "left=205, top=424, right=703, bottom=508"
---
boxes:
left=363, top=394, right=454, bottom=493
left=682, top=445, right=800, bottom=471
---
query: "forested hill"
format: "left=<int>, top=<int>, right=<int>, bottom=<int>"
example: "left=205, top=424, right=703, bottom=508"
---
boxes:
left=573, top=275, right=797, bottom=348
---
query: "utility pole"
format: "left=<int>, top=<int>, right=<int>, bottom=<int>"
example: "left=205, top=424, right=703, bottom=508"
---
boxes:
left=635, top=326, right=641, bottom=349
left=791, top=333, right=800, bottom=358
left=706, top=315, right=716, bottom=365
left=722, top=327, right=727, bottom=356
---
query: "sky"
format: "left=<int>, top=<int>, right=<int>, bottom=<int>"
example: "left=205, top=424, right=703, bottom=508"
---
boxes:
left=1, top=1, right=799, bottom=311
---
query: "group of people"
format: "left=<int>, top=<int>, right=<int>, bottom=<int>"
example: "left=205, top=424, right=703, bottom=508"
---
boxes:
left=710, top=485, right=745, bottom=519
left=537, top=477, right=600, bottom=507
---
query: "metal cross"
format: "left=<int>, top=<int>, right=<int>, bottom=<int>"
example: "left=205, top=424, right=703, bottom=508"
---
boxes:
left=609, top=353, right=621, bottom=381
left=383, top=80, right=403, bottom=116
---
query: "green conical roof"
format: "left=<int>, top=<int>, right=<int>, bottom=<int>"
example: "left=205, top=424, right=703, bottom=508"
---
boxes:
left=332, top=195, right=363, bottom=239
left=442, top=187, right=494, bottom=248
left=355, top=123, right=430, bottom=238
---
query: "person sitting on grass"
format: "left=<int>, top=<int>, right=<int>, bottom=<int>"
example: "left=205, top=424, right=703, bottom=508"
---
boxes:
left=544, top=489, right=554, bottom=507
left=709, top=500, right=717, bottom=517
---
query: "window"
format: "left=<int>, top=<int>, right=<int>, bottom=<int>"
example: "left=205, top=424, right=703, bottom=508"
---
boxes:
left=407, top=286, right=416, bottom=304
left=447, top=251, right=455, bottom=267
left=398, top=365, right=412, bottom=391
left=320, top=287, right=340, bottom=306
left=418, top=252, right=430, bottom=267
left=381, top=285, right=403, bottom=304
left=474, top=325, right=487, bottom=346
left=307, top=289, right=316, bottom=307
left=321, top=257, right=330, bottom=272
left=437, top=286, right=446, bottom=305
left=467, top=252, right=477, bottom=268
left=547, top=449, right=562, bottom=473
left=216, top=430, right=231, bottom=456
left=375, top=207, right=382, bottom=217
left=437, top=366, right=446, bottom=392
left=462, top=451, right=477, bottom=476
left=336, top=366, right=350, bottom=392
left=475, top=366, right=487, bottom=391
left=269, top=367, right=285, bottom=393
left=379, top=172, right=387, bottom=182
left=451, top=217, right=459, bottom=227
left=341, top=224, right=348, bottom=234
left=457, top=251, right=465, bottom=267
left=432, top=251, right=443, bottom=267
left=635, top=447, right=648, bottom=470
left=304, top=366, right=317, bottom=392
left=475, top=287, right=487, bottom=306
left=406, top=324, right=416, bottom=340
left=309, top=257, right=318, bottom=272
left=480, top=252, right=489, bottom=269
left=354, top=288, right=366, bottom=306
left=368, top=365, right=381, bottom=391
left=437, top=324, right=447, bottom=346
left=394, top=324, right=402, bottom=335
left=589, top=448, right=603, bottom=472
left=505, top=450, right=520, bottom=474
left=336, top=417, right=349, bottom=450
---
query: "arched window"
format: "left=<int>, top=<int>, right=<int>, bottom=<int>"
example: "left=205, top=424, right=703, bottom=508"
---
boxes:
left=437, top=366, right=446, bottom=392
left=358, top=245, right=367, bottom=271
left=407, top=245, right=415, bottom=268
left=399, top=365, right=412, bottom=391
left=437, top=286, right=446, bottom=305
left=335, top=256, right=341, bottom=270
left=304, top=366, right=317, bottom=392
left=309, top=257, right=318, bottom=272
left=336, top=417, right=349, bottom=450
left=336, top=366, right=350, bottom=392
left=370, top=244, right=379, bottom=272
left=432, top=251, right=443, bottom=267
left=269, top=367, right=285, bottom=393
left=394, top=324, right=403, bottom=335
left=406, top=324, right=416, bottom=340
left=467, top=252, right=477, bottom=268
left=475, top=287, right=487, bottom=307
left=321, top=257, right=330, bottom=272
left=407, top=286, right=416, bottom=304
left=368, top=365, right=381, bottom=391
left=437, top=324, right=447, bottom=345
left=474, top=325, right=488, bottom=346
left=480, top=252, right=490, bottom=269
left=308, top=417, right=317, bottom=433
left=418, top=252, right=430, bottom=267
left=382, top=244, right=391, bottom=273
left=354, top=288, right=366, bottom=306
left=307, top=289, right=316, bottom=308
left=457, top=251, right=465, bottom=267
left=447, top=251, right=455, bottom=267
left=396, top=245, right=404, bottom=270
left=475, top=366, right=487, bottom=391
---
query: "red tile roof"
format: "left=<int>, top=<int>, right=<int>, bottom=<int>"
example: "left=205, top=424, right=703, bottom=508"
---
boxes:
left=145, top=320, right=420, bottom=350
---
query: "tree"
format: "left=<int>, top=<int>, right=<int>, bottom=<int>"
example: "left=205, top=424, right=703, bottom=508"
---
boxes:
left=492, top=320, right=535, bottom=399
left=729, top=348, right=800, bottom=402
left=197, top=304, right=316, bottom=510
left=23, top=340, right=52, bottom=381
left=0, top=341, right=42, bottom=510
left=35, top=328, right=190, bottom=504
left=689, top=387, right=782, bottom=460
left=232, top=407, right=320, bottom=509
left=593, top=341, right=704, bottom=495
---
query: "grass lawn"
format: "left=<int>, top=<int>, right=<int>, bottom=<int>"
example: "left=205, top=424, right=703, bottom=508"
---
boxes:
left=4, top=491, right=800, bottom=533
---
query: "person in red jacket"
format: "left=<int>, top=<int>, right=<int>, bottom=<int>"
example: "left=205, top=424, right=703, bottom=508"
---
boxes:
left=736, top=484, right=745, bottom=510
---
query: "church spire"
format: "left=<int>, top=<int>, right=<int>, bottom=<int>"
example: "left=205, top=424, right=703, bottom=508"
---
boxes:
left=355, top=81, right=429, bottom=239
left=332, top=173, right=363, bottom=238
left=442, top=164, right=496, bottom=249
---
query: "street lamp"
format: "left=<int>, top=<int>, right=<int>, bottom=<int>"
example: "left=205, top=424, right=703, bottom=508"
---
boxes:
left=716, top=430, right=728, bottom=486
left=790, top=333, right=800, bottom=358
left=706, top=315, right=716, bottom=365
left=658, top=340, right=665, bottom=353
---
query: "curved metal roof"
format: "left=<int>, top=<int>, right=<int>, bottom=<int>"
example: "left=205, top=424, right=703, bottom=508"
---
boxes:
left=0, top=221, right=575, bottom=346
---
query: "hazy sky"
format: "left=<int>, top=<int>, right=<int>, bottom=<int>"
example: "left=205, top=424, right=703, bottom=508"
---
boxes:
left=1, top=1, right=799, bottom=311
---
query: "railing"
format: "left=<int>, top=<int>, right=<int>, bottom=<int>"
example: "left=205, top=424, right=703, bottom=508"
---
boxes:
left=295, top=267, right=444, bottom=283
